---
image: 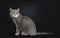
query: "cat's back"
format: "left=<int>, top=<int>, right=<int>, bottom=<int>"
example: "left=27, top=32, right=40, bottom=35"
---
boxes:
left=23, top=16, right=31, bottom=20
left=22, top=16, right=35, bottom=26
left=23, top=16, right=33, bottom=22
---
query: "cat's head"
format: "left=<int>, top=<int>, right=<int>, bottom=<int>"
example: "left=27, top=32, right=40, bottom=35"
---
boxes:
left=9, top=8, right=20, bottom=18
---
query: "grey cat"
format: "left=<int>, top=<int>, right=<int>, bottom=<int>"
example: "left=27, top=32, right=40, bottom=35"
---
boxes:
left=9, top=8, right=54, bottom=36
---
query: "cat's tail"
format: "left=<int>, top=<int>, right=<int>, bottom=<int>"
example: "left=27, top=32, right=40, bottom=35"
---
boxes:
left=36, top=32, right=55, bottom=36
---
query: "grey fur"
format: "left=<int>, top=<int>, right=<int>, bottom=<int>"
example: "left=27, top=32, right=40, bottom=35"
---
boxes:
left=9, top=8, right=54, bottom=36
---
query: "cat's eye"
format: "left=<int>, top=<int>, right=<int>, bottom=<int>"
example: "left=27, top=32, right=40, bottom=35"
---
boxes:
left=16, top=12, right=18, bottom=14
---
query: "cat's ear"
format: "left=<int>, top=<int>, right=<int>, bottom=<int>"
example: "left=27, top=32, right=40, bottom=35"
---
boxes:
left=9, top=8, right=12, bottom=11
left=17, top=8, right=20, bottom=11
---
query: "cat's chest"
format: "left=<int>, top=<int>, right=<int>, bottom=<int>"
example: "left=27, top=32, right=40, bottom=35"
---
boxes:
left=12, top=18, right=22, bottom=24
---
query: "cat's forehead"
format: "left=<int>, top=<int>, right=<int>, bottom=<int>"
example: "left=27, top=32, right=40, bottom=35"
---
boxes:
left=12, top=9, right=18, bottom=10
left=11, top=9, right=18, bottom=12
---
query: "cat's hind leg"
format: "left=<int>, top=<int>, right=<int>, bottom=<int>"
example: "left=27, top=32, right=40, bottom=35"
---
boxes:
left=21, top=32, right=28, bottom=35
left=28, top=30, right=36, bottom=35
left=29, top=32, right=36, bottom=35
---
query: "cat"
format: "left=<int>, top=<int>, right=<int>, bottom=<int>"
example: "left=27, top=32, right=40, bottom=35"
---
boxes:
left=9, top=8, right=54, bottom=36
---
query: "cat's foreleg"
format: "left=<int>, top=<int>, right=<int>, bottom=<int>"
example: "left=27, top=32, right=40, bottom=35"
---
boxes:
left=15, top=24, right=20, bottom=36
left=13, top=20, right=20, bottom=36
left=15, top=28, right=20, bottom=36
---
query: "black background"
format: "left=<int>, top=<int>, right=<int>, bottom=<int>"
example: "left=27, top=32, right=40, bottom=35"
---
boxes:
left=0, top=0, right=59, bottom=38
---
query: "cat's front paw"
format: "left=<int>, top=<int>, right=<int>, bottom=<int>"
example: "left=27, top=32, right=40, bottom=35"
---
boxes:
left=15, top=33, right=20, bottom=36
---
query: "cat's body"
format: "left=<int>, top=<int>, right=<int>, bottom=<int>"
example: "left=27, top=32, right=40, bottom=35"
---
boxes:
left=9, top=8, right=54, bottom=36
